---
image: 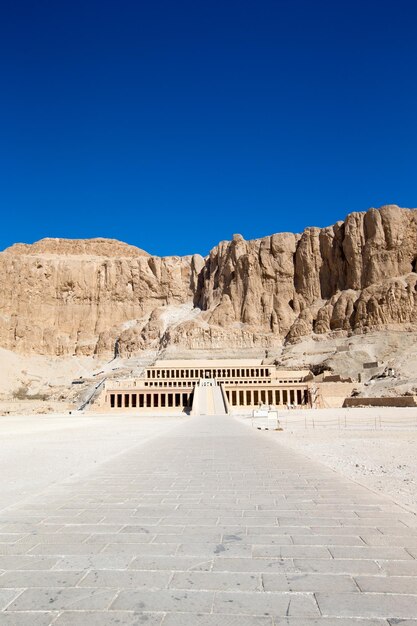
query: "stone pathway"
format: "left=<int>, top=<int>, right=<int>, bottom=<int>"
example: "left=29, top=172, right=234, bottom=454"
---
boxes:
left=0, top=414, right=417, bottom=625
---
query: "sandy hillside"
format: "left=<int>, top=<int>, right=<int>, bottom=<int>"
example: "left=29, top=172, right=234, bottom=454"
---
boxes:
left=278, top=329, right=417, bottom=397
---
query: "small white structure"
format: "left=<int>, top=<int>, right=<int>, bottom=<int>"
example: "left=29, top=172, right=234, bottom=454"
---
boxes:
left=252, top=405, right=280, bottom=430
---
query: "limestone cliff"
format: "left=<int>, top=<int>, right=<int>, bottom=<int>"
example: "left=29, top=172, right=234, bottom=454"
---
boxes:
left=0, top=238, right=199, bottom=355
left=195, top=205, right=417, bottom=345
left=1, top=205, right=417, bottom=356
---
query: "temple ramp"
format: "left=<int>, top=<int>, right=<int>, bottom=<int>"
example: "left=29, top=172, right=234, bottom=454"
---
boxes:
left=191, top=379, right=229, bottom=416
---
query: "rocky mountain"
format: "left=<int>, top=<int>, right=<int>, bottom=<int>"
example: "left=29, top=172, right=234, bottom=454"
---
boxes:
left=1, top=205, right=417, bottom=357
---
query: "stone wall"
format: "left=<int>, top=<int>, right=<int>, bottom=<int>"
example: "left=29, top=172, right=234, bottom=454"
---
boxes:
left=343, top=396, right=417, bottom=408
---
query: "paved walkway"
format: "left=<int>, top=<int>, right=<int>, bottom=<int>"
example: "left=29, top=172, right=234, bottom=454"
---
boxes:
left=1, top=414, right=417, bottom=625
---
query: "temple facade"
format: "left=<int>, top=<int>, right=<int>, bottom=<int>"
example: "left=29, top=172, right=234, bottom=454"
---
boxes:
left=96, top=359, right=312, bottom=414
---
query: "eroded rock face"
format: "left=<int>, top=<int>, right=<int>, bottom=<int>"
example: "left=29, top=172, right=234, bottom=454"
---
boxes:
left=195, top=205, right=417, bottom=343
left=0, top=238, right=197, bottom=355
left=1, top=205, right=417, bottom=356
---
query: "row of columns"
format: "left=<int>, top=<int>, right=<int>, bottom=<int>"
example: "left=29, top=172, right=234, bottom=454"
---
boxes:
left=109, top=392, right=192, bottom=410
left=107, top=386, right=309, bottom=410
left=147, top=367, right=271, bottom=379
left=226, top=387, right=307, bottom=407
left=145, top=381, right=194, bottom=388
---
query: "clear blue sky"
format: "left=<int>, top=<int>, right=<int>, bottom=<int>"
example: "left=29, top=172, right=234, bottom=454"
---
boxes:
left=1, top=0, right=416, bottom=256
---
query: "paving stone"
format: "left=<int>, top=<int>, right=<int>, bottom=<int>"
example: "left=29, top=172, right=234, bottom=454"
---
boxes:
left=167, top=517, right=220, bottom=525
left=252, top=546, right=331, bottom=558
left=245, top=535, right=294, bottom=545
left=275, top=517, right=347, bottom=526
left=0, top=535, right=26, bottom=544
left=42, top=524, right=123, bottom=534
left=129, top=556, right=213, bottom=571
left=405, top=546, right=417, bottom=558
left=362, top=535, right=417, bottom=547
left=349, top=517, right=415, bottom=526
left=162, top=615, right=272, bottom=625
left=51, top=611, right=163, bottom=625
left=85, top=533, right=153, bottom=544
left=177, top=542, right=252, bottom=557
left=0, top=612, right=56, bottom=625
left=0, top=544, right=33, bottom=556
left=79, top=569, right=171, bottom=589
left=329, top=546, right=414, bottom=560
left=377, top=527, right=417, bottom=536
left=120, top=525, right=170, bottom=533
left=18, top=533, right=92, bottom=544
left=111, top=589, right=214, bottom=612
left=52, top=555, right=134, bottom=570
left=0, top=556, right=58, bottom=570
left=28, top=544, right=106, bottom=555
left=7, top=588, right=116, bottom=611
left=316, top=592, right=417, bottom=618
left=246, top=526, right=310, bottom=535
left=0, top=570, right=85, bottom=587
left=272, top=618, right=390, bottom=625
left=378, top=561, right=417, bottom=576
left=212, top=557, right=296, bottom=573
left=0, top=590, right=23, bottom=610
left=154, top=532, right=221, bottom=543
left=293, top=558, right=381, bottom=574
left=213, top=590, right=320, bottom=617
left=169, top=571, right=260, bottom=591
left=262, top=572, right=358, bottom=592
left=144, top=525, right=185, bottom=534
left=291, top=534, right=365, bottom=545
left=309, top=526, right=382, bottom=535
left=104, top=542, right=180, bottom=557
left=355, top=575, right=417, bottom=593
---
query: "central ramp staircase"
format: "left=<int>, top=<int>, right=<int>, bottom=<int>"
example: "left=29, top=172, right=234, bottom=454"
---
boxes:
left=191, top=379, right=229, bottom=416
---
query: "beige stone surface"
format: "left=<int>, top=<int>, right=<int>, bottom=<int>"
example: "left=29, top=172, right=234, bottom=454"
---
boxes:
left=1, top=412, right=417, bottom=623
left=196, top=204, right=417, bottom=343
left=0, top=239, right=198, bottom=356
left=1, top=204, right=417, bottom=361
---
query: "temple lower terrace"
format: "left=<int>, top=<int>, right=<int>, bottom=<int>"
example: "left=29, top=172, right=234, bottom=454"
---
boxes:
left=97, top=359, right=313, bottom=414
